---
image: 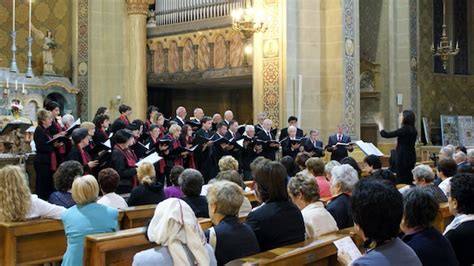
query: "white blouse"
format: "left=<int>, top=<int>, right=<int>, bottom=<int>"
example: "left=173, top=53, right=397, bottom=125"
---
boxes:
left=26, top=194, right=66, bottom=220
left=301, top=201, right=339, bottom=239
left=97, top=193, right=128, bottom=209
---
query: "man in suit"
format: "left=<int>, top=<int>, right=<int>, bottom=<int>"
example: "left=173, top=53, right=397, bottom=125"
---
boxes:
left=254, top=112, right=267, bottom=133
left=192, top=107, right=204, bottom=124
left=279, top=116, right=304, bottom=141
left=225, top=120, right=242, bottom=168
left=303, top=129, right=325, bottom=157
left=172, top=106, right=187, bottom=127
left=195, top=116, right=216, bottom=183
left=224, top=120, right=240, bottom=140
left=241, top=125, right=263, bottom=180
left=325, top=124, right=353, bottom=162
left=281, top=126, right=303, bottom=159
left=212, top=122, right=229, bottom=164
left=212, top=113, right=223, bottom=132
left=256, top=119, right=279, bottom=160
left=223, top=110, right=234, bottom=127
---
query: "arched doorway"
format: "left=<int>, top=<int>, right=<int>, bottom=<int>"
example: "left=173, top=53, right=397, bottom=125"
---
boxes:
left=45, top=93, right=67, bottom=115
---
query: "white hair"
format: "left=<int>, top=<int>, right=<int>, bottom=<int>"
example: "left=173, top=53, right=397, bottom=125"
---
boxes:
left=61, top=114, right=75, bottom=127
left=325, top=160, right=341, bottom=174
left=467, top=149, right=474, bottom=158
left=330, top=164, right=358, bottom=192
left=439, top=146, right=454, bottom=159
left=411, top=164, right=434, bottom=182
left=454, top=151, right=467, bottom=163
left=245, top=125, right=255, bottom=132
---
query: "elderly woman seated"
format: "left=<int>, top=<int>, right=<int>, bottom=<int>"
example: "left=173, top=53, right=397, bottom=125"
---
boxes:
left=444, top=173, right=474, bottom=266
left=306, top=157, right=332, bottom=197
left=180, top=169, right=209, bottom=218
left=49, top=160, right=84, bottom=208
left=133, top=198, right=217, bottom=265
left=401, top=187, right=458, bottom=266
left=326, top=164, right=358, bottom=229
left=338, top=179, right=421, bottom=265
left=288, top=172, right=338, bottom=238
left=215, top=170, right=252, bottom=216
left=0, top=165, right=66, bottom=222
left=205, top=181, right=260, bottom=265
left=324, top=160, right=341, bottom=182
left=411, top=164, right=447, bottom=203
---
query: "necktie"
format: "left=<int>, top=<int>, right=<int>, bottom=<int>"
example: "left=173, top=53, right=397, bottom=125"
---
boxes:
left=267, top=131, right=271, bottom=139
left=314, top=141, right=317, bottom=148
left=338, top=135, right=342, bottom=142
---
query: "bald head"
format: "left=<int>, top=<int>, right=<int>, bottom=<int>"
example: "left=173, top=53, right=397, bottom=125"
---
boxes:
left=176, top=106, right=187, bottom=119
left=213, top=113, right=222, bottom=123
left=193, top=108, right=204, bottom=120
left=263, top=119, right=272, bottom=131
left=224, top=110, right=234, bottom=121
left=288, top=125, right=297, bottom=138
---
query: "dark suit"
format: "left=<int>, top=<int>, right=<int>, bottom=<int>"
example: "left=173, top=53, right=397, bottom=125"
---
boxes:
left=205, top=216, right=260, bottom=265
left=325, top=134, right=353, bottom=162
left=380, top=125, right=417, bottom=184
left=172, top=117, right=185, bottom=127
left=33, top=125, right=55, bottom=200
left=246, top=201, right=305, bottom=251
left=303, top=138, right=325, bottom=157
left=326, top=193, right=353, bottom=229
left=224, top=131, right=242, bottom=169
left=67, top=145, right=92, bottom=174
left=195, top=128, right=216, bottom=182
left=254, top=124, right=264, bottom=133
left=280, top=138, right=300, bottom=159
left=256, top=130, right=277, bottom=160
left=182, top=196, right=209, bottom=218
left=279, top=127, right=303, bottom=141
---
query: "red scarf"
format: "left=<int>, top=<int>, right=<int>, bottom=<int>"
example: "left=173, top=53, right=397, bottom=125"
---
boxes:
left=78, top=145, right=91, bottom=174
left=186, top=136, right=196, bottom=169
left=168, top=134, right=183, bottom=167
left=119, top=114, right=129, bottom=125
left=40, top=125, right=58, bottom=171
left=52, top=120, right=66, bottom=155
left=100, top=128, right=108, bottom=139
left=114, top=145, right=138, bottom=186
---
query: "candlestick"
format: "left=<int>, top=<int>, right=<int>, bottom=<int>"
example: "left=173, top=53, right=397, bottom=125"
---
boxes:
left=15, top=80, right=18, bottom=91
left=28, top=0, right=32, bottom=37
left=6, top=78, right=9, bottom=88
left=26, top=36, right=34, bottom=77
left=13, top=0, right=15, bottom=32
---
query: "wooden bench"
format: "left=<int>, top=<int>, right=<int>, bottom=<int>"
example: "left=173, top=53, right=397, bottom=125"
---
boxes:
left=120, top=204, right=156, bottom=229
left=227, top=227, right=361, bottom=265
left=435, top=202, right=453, bottom=233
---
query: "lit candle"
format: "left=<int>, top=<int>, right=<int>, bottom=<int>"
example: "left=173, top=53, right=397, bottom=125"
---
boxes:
left=12, top=0, right=15, bottom=32
left=6, top=78, right=9, bottom=88
left=456, top=41, right=459, bottom=50
left=28, top=0, right=32, bottom=37
left=22, top=82, right=25, bottom=93
left=15, top=80, right=17, bottom=91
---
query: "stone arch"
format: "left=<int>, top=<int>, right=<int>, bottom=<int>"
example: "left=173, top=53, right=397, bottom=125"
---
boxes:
left=213, top=35, right=226, bottom=69
left=198, top=36, right=210, bottom=70
left=168, top=41, right=179, bottom=73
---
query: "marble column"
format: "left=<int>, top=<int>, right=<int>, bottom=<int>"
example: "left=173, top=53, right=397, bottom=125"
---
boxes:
left=126, top=0, right=152, bottom=119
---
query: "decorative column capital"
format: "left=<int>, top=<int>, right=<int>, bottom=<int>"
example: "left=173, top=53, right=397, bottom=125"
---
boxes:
left=126, top=0, right=153, bottom=16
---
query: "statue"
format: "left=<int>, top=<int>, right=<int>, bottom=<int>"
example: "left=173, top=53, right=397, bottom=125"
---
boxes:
left=147, top=9, right=156, bottom=28
left=32, top=25, right=57, bottom=75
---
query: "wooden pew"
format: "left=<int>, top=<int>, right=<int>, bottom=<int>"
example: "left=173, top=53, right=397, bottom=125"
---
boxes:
left=434, top=202, right=453, bottom=233
left=245, top=191, right=258, bottom=204
left=227, top=228, right=361, bottom=266
left=120, top=204, right=156, bottom=229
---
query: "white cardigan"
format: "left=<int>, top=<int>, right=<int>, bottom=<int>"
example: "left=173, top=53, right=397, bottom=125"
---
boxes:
left=301, top=201, right=339, bottom=238
left=26, top=194, right=66, bottom=220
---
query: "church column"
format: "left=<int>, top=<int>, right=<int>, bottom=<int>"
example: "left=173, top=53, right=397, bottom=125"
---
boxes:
left=126, top=0, right=152, bottom=119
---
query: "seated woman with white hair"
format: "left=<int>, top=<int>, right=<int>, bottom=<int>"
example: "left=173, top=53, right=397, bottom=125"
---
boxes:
left=132, top=198, right=217, bottom=265
left=325, top=164, right=359, bottom=229
left=288, top=173, right=338, bottom=238
left=411, top=164, right=447, bottom=203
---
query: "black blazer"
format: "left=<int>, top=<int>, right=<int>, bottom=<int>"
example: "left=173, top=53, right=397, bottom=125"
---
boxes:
left=380, top=125, right=417, bottom=184
left=182, top=196, right=209, bottom=218
left=127, top=182, right=166, bottom=207
left=67, top=146, right=92, bottom=173
left=172, top=117, right=185, bottom=127
left=33, top=125, right=54, bottom=164
left=246, top=201, right=305, bottom=251
left=326, top=193, right=353, bottom=229
left=445, top=220, right=474, bottom=266
left=325, top=134, right=353, bottom=162
left=279, top=127, right=303, bottom=141
left=111, top=147, right=137, bottom=191
left=280, top=138, right=300, bottom=159
left=256, top=130, right=277, bottom=160
left=302, top=138, right=325, bottom=157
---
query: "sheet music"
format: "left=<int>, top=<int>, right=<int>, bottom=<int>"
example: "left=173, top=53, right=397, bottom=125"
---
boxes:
left=135, top=152, right=163, bottom=167
left=236, top=139, right=245, bottom=147
left=103, top=139, right=111, bottom=149
left=186, top=144, right=199, bottom=152
left=145, top=143, right=150, bottom=149
left=354, top=140, right=384, bottom=156
left=333, top=236, right=362, bottom=262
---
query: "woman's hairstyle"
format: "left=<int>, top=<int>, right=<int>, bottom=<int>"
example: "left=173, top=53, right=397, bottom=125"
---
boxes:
left=403, top=187, right=438, bottom=229
left=71, top=175, right=99, bottom=205
left=132, top=119, right=144, bottom=130
left=44, top=100, right=60, bottom=111
left=168, top=124, right=182, bottom=135
left=370, top=169, right=397, bottom=187
left=206, top=180, right=244, bottom=217
left=169, top=165, right=185, bottom=186
left=280, top=156, right=299, bottom=177
left=330, top=164, right=359, bottom=193
left=401, top=110, right=416, bottom=126
left=437, top=158, right=458, bottom=177
left=340, top=157, right=362, bottom=177
left=98, top=168, right=120, bottom=193
left=218, top=155, right=239, bottom=172
left=288, top=172, right=320, bottom=203
left=37, top=109, right=51, bottom=124
left=411, top=164, right=435, bottom=182
left=114, top=129, right=133, bottom=144
left=450, top=173, right=474, bottom=214
left=351, top=179, right=403, bottom=242
left=149, top=124, right=160, bottom=133
left=0, top=165, right=31, bottom=222
left=364, top=155, right=382, bottom=170
left=80, top=121, right=95, bottom=131
left=305, top=157, right=325, bottom=176
left=71, top=128, right=89, bottom=145
left=94, top=106, right=108, bottom=117
left=250, top=156, right=267, bottom=173
left=179, top=169, right=204, bottom=197
left=137, top=162, right=156, bottom=185
left=180, top=125, right=191, bottom=141
left=94, top=114, right=109, bottom=128
left=54, top=161, right=84, bottom=192
left=254, top=161, right=289, bottom=202
left=119, top=104, right=132, bottom=114
left=216, top=170, right=242, bottom=187
left=146, top=105, right=159, bottom=120
left=295, top=152, right=311, bottom=169
left=324, top=160, right=341, bottom=174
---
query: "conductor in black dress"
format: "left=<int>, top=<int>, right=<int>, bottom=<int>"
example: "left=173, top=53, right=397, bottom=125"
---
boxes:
left=325, top=124, right=354, bottom=162
left=375, top=110, right=417, bottom=185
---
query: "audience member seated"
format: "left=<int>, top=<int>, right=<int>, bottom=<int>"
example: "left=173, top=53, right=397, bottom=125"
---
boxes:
left=340, top=156, right=362, bottom=178
left=411, top=164, right=447, bottom=203
left=201, top=156, right=241, bottom=196
left=97, top=168, right=128, bottom=209
left=288, top=173, right=338, bottom=238
left=444, top=173, right=474, bottom=266
left=205, top=181, right=260, bottom=265
left=401, top=187, right=458, bottom=266
left=133, top=198, right=217, bottom=265
left=326, top=164, right=358, bottom=229
left=338, top=179, right=421, bottom=266
left=215, top=170, right=252, bottom=216
left=457, top=163, right=474, bottom=174
left=245, top=161, right=305, bottom=251
left=280, top=155, right=299, bottom=180
left=61, top=175, right=118, bottom=265
left=306, top=157, right=332, bottom=197
left=369, top=169, right=397, bottom=188
left=454, top=151, right=469, bottom=170
left=363, top=155, right=382, bottom=176
left=467, top=149, right=474, bottom=167
left=180, top=169, right=209, bottom=218
left=164, top=165, right=185, bottom=198
left=49, top=161, right=83, bottom=208
left=295, top=152, right=311, bottom=174
left=437, top=158, right=458, bottom=196
left=439, top=145, right=455, bottom=160
left=324, top=160, right=341, bottom=182
left=127, top=162, right=166, bottom=206
left=0, top=165, right=66, bottom=222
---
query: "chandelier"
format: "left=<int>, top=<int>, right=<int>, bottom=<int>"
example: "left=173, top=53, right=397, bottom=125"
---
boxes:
left=231, top=0, right=267, bottom=40
left=431, top=0, right=459, bottom=70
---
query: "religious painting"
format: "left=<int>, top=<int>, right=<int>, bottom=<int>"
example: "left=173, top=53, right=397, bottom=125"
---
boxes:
left=168, top=41, right=179, bottom=73
left=441, top=115, right=460, bottom=146
left=229, top=32, right=243, bottom=67
left=153, top=42, right=165, bottom=74
left=458, top=116, right=474, bottom=146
